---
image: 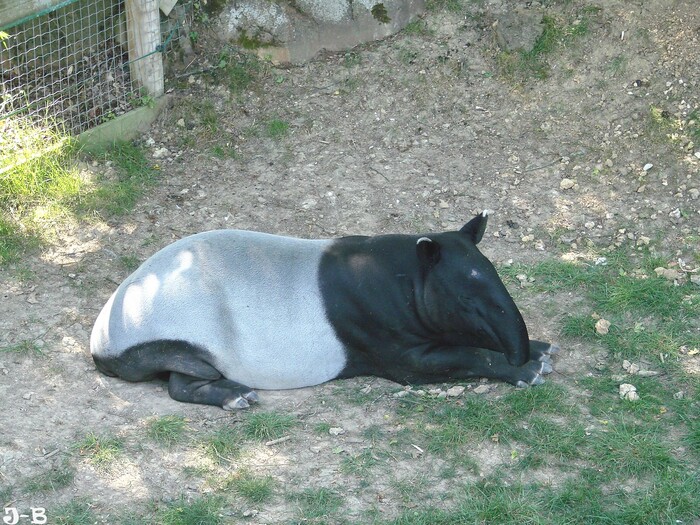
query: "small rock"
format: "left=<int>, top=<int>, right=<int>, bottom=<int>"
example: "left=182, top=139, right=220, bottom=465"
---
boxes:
left=673, top=391, right=684, bottom=400
left=22, top=392, right=33, bottom=400
left=619, top=383, right=639, bottom=401
left=176, top=118, right=186, bottom=128
left=595, top=318, right=611, bottom=335
left=439, top=200, right=450, bottom=209
left=473, top=385, right=490, bottom=395
left=560, top=178, right=576, bottom=190
left=689, top=188, right=699, bottom=200
left=394, top=390, right=409, bottom=398
left=152, top=147, right=169, bottom=159
left=446, top=385, right=465, bottom=397
left=669, top=208, right=682, bottom=220
left=637, top=370, right=659, bottom=377
left=654, top=267, right=680, bottom=281
left=643, top=163, right=653, bottom=171
left=694, top=151, right=700, bottom=159
left=329, top=427, right=345, bottom=436
left=622, top=360, right=640, bottom=375
left=691, top=274, right=700, bottom=287
left=637, top=236, right=651, bottom=246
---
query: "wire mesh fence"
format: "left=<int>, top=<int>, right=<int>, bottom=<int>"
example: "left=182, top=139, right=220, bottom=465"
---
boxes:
left=0, top=0, right=186, bottom=143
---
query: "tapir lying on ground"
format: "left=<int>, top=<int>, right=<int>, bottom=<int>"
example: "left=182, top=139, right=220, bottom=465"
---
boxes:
left=90, top=211, right=558, bottom=409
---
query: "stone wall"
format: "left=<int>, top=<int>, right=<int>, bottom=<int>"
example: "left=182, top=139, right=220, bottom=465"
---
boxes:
left=215, top=0, right=426, bottom=64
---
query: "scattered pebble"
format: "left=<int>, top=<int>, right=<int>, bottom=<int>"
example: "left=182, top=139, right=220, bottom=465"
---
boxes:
left=152, top=147, right=170, bottom=159
left=595, top=318, right=611, bottom=335
left=622, top=360, right=640, bottom=374
left=619, top=383, right=639, bottom=401
left=329, top=427, right=345, bottom=436
left=673, top=391, right=684, bottom=400
left=560, top=178, right=576, bottom=190
left=654, top=267, right=681, bottom=281
left=446, top=385, right=465, bottom=397
left=643, top=163, right=653, bottom=171
left=473, top=385, right=490, bottom=395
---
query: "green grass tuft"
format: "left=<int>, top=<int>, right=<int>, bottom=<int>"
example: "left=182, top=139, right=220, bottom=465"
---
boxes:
left=24, top=462, right=75, bottom=493
left=264, top=119, right=289, bottom=139
left=147, top=415, right=188, bottom=447
left=0, top=340, right=44, bottom=357
left=73, top=433, right=124, bottom=470
left=243, top=411, right=296, bottom=441
left=53, top=498, right=96, bottom=525
left=228, top=470, right=275, bottom=503
left=294, top=487, right=344, bottom=520
left=157, top=495, right=224, bottom=525
left=203, top=425, right=242, bottom=463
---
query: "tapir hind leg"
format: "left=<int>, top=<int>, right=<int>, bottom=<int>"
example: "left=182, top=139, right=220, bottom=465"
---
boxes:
left=168, top=373, right=259, bottom=410
left=93, top=340, right=259, bottom=409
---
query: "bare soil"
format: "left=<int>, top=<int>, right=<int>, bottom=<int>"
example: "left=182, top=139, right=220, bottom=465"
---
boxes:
left=1, top=0, right=699, bottom=522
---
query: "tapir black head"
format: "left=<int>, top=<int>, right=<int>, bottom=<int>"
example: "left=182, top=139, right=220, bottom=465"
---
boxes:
left=416, top=211, right=530, bottom=366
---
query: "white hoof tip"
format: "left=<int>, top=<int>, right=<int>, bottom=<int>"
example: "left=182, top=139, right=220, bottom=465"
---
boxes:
left=243, top=391, right=259, bottom=403
left=224, top=396, right=250, bottom=410
left=541, top=362, right=553, bottom=374
left=516, top=381, right=529, bottom=388
left=531, top=375, right=545, bottom=386
left=547, top=344, right=561, bottom=355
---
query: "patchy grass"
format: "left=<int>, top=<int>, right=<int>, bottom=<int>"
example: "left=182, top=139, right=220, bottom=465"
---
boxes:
left=264, top=118, right=290, bottom=139
left=243, top=411, right=296, bottom=441
left=24, top=462, right=75, bottom=493
left=227, top=469, right=275, bottom=504
left=0, top=119, right=156, bottom=266
left=53, top=499, right=96, bottom=525
left=81, top=141, right=157, bottom=217
left=156, top=495, right=225, bottom=525
left=72, top=433, right=124, bottom=471
left=293, top=487, right=344, bottom=520
left=0, top=339, right=44, bottom=357
left=147, top=415, right=188, bottom=447
left=497, top=11, right=597, bottom=82
left=202, top=425, right=243, bottom=463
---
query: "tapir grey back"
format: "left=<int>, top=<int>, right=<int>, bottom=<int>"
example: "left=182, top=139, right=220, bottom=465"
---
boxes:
left=91, top=212, right=558, bottom=410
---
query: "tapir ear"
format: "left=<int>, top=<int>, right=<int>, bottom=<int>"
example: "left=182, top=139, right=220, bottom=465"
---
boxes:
left=460, top=210, right=490, bottom=244
left=416, top=237, right=441, bottom=269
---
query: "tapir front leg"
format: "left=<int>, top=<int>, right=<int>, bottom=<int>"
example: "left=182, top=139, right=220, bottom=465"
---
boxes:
left=407, top=340, right=558, bottom=387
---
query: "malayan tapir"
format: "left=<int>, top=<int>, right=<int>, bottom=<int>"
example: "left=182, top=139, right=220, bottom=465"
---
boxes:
left=90, top=211, right=558, bottom=410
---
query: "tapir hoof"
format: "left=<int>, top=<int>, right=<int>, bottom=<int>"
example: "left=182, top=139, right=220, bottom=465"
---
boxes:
left=515, top=358, right=553, bottom=388
left=223, top=390, right=259, bottom=410
left=224, top=396, right=250, bottom=410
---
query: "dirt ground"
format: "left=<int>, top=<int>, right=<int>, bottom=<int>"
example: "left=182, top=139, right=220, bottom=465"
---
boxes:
left=1, top=0, right=699, bottom=522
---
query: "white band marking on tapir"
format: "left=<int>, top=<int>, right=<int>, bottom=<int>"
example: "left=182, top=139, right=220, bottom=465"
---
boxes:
left=416, top=237, right=432, bottom=245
